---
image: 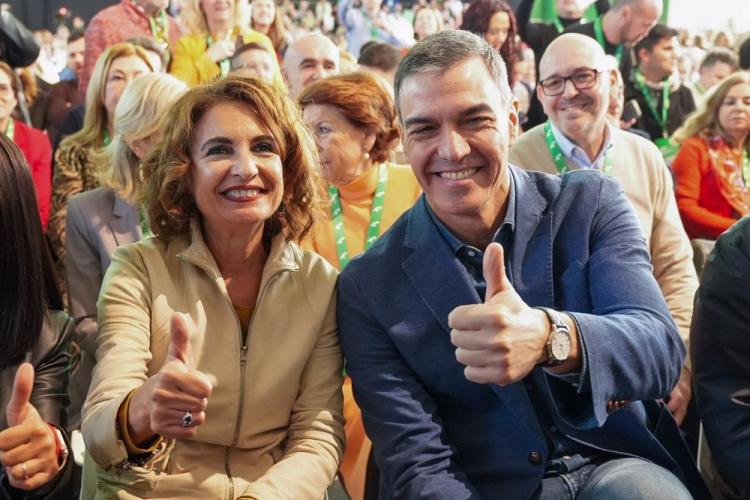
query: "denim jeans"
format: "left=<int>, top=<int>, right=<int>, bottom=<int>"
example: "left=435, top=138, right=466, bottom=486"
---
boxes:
left=537, top=458, right=693, bottom=500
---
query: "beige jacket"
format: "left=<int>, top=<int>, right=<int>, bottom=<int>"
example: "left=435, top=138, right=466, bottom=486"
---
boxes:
left=510, top=124, right=698, bottom=358
left=82, top=222, right=345, bottom=499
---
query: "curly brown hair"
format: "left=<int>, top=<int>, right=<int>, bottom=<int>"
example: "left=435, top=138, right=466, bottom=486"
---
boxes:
left=297, top=72, right=400, bottom=163
left=140, top=76, right=322, bottom=243
left=460, top=0, right=518, bottom=85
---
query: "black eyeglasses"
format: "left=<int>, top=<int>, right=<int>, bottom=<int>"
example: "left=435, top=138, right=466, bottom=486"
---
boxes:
left=539, top=68, right=602, bottom=96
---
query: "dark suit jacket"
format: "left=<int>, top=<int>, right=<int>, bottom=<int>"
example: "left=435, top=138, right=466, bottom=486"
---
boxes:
left=338, top=166, right=706, bottom=499
left=692, top=215, right=750, bottom=499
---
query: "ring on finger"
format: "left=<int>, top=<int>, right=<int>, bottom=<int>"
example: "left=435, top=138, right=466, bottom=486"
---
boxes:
left=21, top=462, right=28, bottom=480
left=181, top=411, right=193, bottom=427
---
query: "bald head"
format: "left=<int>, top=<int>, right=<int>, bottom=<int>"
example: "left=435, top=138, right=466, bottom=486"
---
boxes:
left=283, top=33, right=340, bottom=98
left=539, top=34, right=608, bottom=81
left=609, top=0, right=663, bottom=46
left=536, top=34, right=615, bottom=153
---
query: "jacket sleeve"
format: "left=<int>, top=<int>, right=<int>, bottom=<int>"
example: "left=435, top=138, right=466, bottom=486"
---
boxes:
left=14, top=313, right=76, bottom=500
left=337, top=271, right=481, bottom=500
left=691, top=218, right=750, bottom=498
left=644, top=148, right=697, bottom=365
left=81, top=245, right=154, bottom=469
left=337, top=0, right=355, bottom=32
left=169, top=36, right=219, bottom=87
left=0, top=10, right=40, bottom=68
left=548, top=175, right=685, bottom=428
left=673, top=138, right=738, bottom=239
left=242, top=288, right=345, bottom=500
left=48, top=145, right=86, bottom=263
left=26, top=130, right=52, bottom=231
left=64, top=197, right=103, bottom=359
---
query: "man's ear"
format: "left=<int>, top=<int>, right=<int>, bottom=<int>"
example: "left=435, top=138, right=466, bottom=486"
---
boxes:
left=508, top=97, right=520, bottom=146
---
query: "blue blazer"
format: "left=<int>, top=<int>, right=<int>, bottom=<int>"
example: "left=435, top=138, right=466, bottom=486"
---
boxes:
left=338, top=166, right=707, bottom=499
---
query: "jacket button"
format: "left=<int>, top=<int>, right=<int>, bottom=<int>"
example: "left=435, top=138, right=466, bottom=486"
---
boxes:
left=528, top=451, right=543, bottom=465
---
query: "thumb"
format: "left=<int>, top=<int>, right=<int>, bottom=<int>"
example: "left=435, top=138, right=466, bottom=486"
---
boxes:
left=167, top=312, right=194, bottom=368
left=7, top=363, right=34, bottom=426
left=483, top=242, right=512, bottom=301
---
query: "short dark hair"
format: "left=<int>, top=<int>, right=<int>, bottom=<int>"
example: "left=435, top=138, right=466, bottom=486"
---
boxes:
left=231, top=42, right=272, bottom=69
left=0, top=134, right=62, bottom=366
left=357, top=43, right=402, bottom=73
left=67, top=29, right=85, bottom=45
left=394, top=30, right=511, bottom=121
left=739, top=36, right=750, bottom=70
left=699, top=48, right=738, bottom=72
left=635, top=23, right=678, bottom=61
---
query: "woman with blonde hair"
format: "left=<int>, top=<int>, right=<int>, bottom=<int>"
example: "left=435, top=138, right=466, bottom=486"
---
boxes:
left=48, top=43, right=153, bottom=278
left=82, top=76, right=344, bottom=498
left=249, top=0, right=290, bottom=58
left=64, top=73, right=187, bottom=432
left=171, top=0, right=281, bottom=87
left=412, top=5, right=444, bottom=41
left=672, top=71, right=750, bottom=239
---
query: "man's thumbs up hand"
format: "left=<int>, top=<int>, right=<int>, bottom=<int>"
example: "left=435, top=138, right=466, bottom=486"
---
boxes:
left=0, top=363, right=62, bottom=490
left=449, top=243, right=550, bottom=385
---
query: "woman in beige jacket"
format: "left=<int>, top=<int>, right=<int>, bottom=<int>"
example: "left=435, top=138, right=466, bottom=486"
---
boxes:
left=81, top=76, right=345, bottom=499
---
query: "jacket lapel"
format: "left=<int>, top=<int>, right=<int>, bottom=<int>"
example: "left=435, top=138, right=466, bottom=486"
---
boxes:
left=507, top=166, right=555, bottom=308
left=402, top=196, right=480, bottom=334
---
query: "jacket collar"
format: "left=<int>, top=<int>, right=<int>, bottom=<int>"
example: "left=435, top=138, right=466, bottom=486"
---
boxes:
left=108, top=192, right=140, bottom=246
left=402, top=165, right=552, bottom=334
left=177, top=220, right=300, bottom=288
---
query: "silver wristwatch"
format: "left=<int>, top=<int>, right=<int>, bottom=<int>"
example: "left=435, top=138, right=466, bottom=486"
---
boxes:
left=536, top=307, right=571, bottom=366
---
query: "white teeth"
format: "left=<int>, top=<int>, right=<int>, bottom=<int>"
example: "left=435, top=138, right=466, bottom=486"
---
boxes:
left=439, top=168, right=478, bottom=181
left=224, top=189, right=261, bottom=199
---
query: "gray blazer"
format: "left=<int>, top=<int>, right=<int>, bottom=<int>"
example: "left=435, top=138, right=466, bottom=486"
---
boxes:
left=64, top=187, right=142, bottom=428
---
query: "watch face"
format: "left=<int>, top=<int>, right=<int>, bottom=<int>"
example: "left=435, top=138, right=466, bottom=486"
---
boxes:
left=550, top=331, right=571, bottom=361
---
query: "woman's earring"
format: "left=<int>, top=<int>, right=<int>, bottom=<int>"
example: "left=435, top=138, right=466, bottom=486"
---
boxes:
left=277, top=203, right=286, bottom=218
left=364, top=152, right=370, bottom=160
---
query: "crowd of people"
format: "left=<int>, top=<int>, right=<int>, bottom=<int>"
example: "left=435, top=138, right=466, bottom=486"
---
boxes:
left=0, top=0, right=749, bottom=498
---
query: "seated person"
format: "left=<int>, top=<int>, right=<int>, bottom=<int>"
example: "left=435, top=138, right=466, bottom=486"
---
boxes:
left=691, top=215, right=750, bottom=500
left=672, top=71, right=750, bottom=240
left=338, top=29, right=708, bottom=500
left=0, top=134, right=73, bottom=498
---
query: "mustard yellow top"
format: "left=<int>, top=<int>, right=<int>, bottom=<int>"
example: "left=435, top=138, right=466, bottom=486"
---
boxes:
left=303, top=163, right=422, bottom=271
left=170, top=29, right=284, bottom=89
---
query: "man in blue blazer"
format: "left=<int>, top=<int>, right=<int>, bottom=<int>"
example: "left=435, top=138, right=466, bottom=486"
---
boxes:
left=337, top=30, right=707, bottom=500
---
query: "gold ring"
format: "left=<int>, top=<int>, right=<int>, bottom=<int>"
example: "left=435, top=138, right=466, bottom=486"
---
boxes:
left=21, top=462, right=28, bottom=480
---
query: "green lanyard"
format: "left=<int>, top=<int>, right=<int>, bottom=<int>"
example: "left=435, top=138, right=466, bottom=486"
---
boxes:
left=139, top=206, right=152, bottom=239
left=593, top=16, right=622, bottom=63
left=328, top=164, right=388, bottom=269
left=148, top=10, right=170, bottom=51
left=552, top=17, right=565, bottom=33
left=634, top=69, right=670, bottom=138
left=4, top=119, right=14, bottom=141
left=544, top=121, right=613, bottom=175
left=207, top=34, right=231, bottom=77
left=103, top=129, right=111, bottom=146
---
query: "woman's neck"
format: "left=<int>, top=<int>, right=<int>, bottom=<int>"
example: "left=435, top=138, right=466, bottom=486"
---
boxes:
left=725, top=130, right=749, bottom=150
left=203, top=222, right=266, bottom=277
left=0, top=116, right=11, bottom=134
left=207, top=16, right=232, bottom=39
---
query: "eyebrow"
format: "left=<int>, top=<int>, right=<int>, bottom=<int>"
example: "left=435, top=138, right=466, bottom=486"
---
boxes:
left=540, top=66, right=597, bottom=80
left=201, top=137, right=233, bottom=153
left=200, top=134, right=277, bottom=153
left=404, top=104, right=495, bottom=129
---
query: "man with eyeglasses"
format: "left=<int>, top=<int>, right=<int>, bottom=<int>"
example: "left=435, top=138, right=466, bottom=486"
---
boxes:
left=510, top=32, right=698, bottom=434
left=338, top=29, right=708, bottom=500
